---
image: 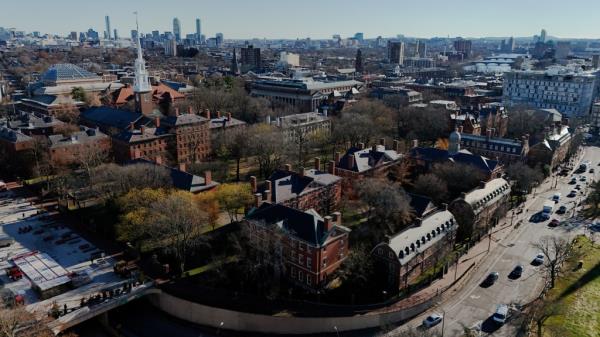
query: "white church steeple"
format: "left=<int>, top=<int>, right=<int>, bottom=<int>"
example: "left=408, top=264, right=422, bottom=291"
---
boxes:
left=133, top=12, right=151, bottom=93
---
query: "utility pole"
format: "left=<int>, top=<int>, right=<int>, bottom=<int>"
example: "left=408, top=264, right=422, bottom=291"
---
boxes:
left=441, top=310, right=446, bottom=337
left=487, top=233, right=492, bottom=252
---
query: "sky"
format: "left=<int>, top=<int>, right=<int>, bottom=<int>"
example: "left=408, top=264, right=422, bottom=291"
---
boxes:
left=2, top=0, right=600, bottom=40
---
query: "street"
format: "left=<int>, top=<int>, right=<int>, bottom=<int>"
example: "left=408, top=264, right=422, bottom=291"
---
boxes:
left=394, top=146, right=599, bottom=337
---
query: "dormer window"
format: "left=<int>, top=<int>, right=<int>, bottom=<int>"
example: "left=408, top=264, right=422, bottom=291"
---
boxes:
left=399, top=251, right=404, bottom=259
left=405, top=247, right=410, bottom=255
left=416, top=241, right=421, bottom=248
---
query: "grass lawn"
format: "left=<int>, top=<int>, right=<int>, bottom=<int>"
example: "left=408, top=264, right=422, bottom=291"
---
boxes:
left=544, top=235, right=600, bottom=337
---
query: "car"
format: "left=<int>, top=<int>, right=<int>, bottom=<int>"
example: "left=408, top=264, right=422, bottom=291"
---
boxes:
left=549, top=219, right=560, bottom=227
left=482, top=271, right=499, bottom=286
left=568, top=191, right=577, bottom=198
left=580, top=176, right=587, bottom=182
left=575, top=185, right=581, bottom=190
left=569, top=178, right=577, bottom=185
left=510, top=265, right=524, bottom=278
left=422, top=313, right=443, bottom=328
left=590, top=169, right=595, bottom=173
left=556, top=205, right=567, bottom=214
left=533, top=253, right=545, bottom=265
left=493, top=304, right=509, bottom=324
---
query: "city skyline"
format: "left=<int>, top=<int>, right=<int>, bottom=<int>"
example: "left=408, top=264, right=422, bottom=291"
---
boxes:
left=2, top=0, right=600, bottom=40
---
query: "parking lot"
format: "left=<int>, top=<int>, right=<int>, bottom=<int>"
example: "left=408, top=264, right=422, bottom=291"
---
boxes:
left=0, top=189, right=122, bottom=313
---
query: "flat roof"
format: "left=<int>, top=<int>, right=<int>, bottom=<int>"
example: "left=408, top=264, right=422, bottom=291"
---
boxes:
left=12, top=251, right=70, bottom=292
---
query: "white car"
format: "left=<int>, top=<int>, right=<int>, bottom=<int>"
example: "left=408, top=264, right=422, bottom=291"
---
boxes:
left=493, top=304, right=508, bottom=324
left=533, top=253, right=545, bottom=265
left=422, top=313, right=443, bottom=328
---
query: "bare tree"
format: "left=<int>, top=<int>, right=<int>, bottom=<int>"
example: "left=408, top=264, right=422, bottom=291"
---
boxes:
left=533, top=236, right=574, bottom=290
left=412, top=174, right=449, bottom=204
left=0, top=306, right=53, bottom=337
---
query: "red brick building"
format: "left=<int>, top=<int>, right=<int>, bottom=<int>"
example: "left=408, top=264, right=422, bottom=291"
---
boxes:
left=48, top=127, right=111, bottom=168
left=252, top=160, right=342, bottom=215
left=161, top=108, right=211, bottom=164
left=333, top=139, right=403, bottom=195
left=245, top=203, right=351, bottom=291
left=112, top=124, right=171, bottom=164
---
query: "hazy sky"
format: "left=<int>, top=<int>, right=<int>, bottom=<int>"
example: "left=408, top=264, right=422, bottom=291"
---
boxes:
left=2, top=0, right=600, bottom=39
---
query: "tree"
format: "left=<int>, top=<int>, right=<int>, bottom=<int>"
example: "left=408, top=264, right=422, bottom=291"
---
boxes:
left=396, top=106, right=449, bottom=142
left=533, top=236, right=574, bottom=290
left=195, top=191, right=221, bottom=230
left=151, top=191, right=209, bottom=273
left=75, top=144, right=110, bottom=180
left=214, top=183, right=253, bottom=222
left=506, top=162, right=544, bottom=193
left=506, top=108, right=547, bottom=139
left=355, top=178, right=413, bottom=238
left=213, top=127, right=250, bottom=181
left=70, top=86, right=88, bottom=104
left=249, top=124, right=286, bottom=178
left=336, top=245, right=375, bottom=298
left=584, top=180, right=600, bottom=218
left=530, top=297, right=565, bottom=337
left=90, top=163, right=172, bottom=200
left=331, top=100, right=395, bottom=146
left=0, top=306, right=53, bottom=337
left=54, top=103, right=80, bottom=124
left=412, top=174, right=449, bottom=204
left=431, top=162, right=485, bottom=199
left=116, top=188, right=169, bottom=250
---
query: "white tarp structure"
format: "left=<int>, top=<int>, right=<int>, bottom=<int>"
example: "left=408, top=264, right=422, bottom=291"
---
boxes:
left=12, top=252, right=70, bottom=292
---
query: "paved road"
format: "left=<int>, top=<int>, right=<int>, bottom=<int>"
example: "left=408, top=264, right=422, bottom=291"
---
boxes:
left=394, top=146, right=599, bottom=337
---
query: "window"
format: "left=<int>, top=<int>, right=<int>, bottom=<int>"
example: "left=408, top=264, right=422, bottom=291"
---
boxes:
left=307, top=257, right=312, bottom=268
left=307, top=275, right=312, bottom=286
left=291, top=267, right=296, bottom=277
left=323, top=258, right=328, bottom=267
left=298, top=271, right=303, bottom=281
left=298, top=254, right=303, bottom=265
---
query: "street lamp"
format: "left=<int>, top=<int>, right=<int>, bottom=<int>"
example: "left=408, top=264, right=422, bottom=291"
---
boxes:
left=334, top=326, right=340, bottom=337
left=216, top=321, right=224, bottom=335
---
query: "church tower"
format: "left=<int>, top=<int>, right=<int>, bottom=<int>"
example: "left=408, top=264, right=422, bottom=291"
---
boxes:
left=133, top=13, right=153, bottom=116
left=448, top=127, right=461, bottom=155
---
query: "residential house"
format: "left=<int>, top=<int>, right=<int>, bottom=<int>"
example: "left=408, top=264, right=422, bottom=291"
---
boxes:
left=48, top=127, right=111, bottom=168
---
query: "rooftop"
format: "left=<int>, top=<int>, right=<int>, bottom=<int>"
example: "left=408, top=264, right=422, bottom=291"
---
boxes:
left=41, top=63, right=100, bottom=84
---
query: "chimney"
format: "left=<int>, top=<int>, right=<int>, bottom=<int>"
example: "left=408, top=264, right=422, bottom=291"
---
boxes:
left=486, top=129, right=492, bottom=140
left=393, top=139, right=401, bottom=153
left=175, top=107, right=180, bottom=116
left=441, top=203, right=448, bottom=210
left=155, top=156, right=163, bottom=165
left=254, top=193, right=262, bottom=207
left=379, top=138, right=385, bottom=147
left=227, top=112, right=232, bottom=121
left=314, top=157, right=321, bottom=171
left=412, top=139, right=419, bottom=148
left=155, top=117, right=160, bottom=128
left=263, top=190, right=271, bottom=203
left=299, top=167, right=306, bottom=177
left=179, top=163, right=187, bottom=172
left=217, top=111, right=221, bottom=118
left=328, top=160, right=336, bottom=175
left=415, top=217, right=423, bottom=226
left=335, top=152, right=341, bottom=163
left=204, top=171, right=212, bottom=185
left=479, top=181, right=486, bottom=189
left=250, top=176, right=257, bottom=193
left=358, top=142, right=365, bottom=150
left=141, top=125, right=146, bottom=134
left=265, top=180, right=272, bottom=196
left=324, top=216, right=334, bottom=231
left=284, top=163, right=292, bottom=171
left=347, top=154, right=355, bottom=169
left=332, top=211, right=342, bottom=225
left=188, top=106, right=193, bottom=114
left=130, top=122, right=135, bottom=130
left=204, top=109, right=211, bottom=119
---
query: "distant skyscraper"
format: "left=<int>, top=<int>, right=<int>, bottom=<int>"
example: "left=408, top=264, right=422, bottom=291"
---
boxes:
left=387, top=41, right=405, bottom=65
left=354, top=32, right=364, bottom=41
left=105, top=15, right=112, bottom=40
left=173, top=17, right=181, bottom=41
left=355, top=49, right=363, bottom=73
left=131, top=30, right=138, bottom=41
left=69, top=31, right=77, bottom=40
left=195, top=18, right=201, bottom=40
left=555, top=41, right=571, bottom=60
left=113, top=29, right=118, bottom=40
left=592, top=54, right=600, bottom=69
left=453, top=39, right=472, bottom=58
left=165, top=38, right=177, bottom=56
left=241, top=44, right=261, bottom=71
left=215, top=33, right=223, bottom=47
left=507, top=37, right=515, bottom=52
left=231, top=48, right=239, bottom=75
left=540, top=29, right=547, bottom=43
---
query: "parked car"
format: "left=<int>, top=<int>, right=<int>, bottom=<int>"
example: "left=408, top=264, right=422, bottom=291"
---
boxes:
left=422, top=313, right=443, bottom=328
left=569, top=178, right=577, bottom=185
left=568, top=191, right=577, bottom=198
left=575, top=185, right=581, bottom=190
left=556, top=205, right=567, bottom=214
left=590, top=168, right=595, bottom=173
left=533, top=253, right=545, bottom=265
left=510, top=265, right=524, bottom=278
left=493, top=304, right=509, bottom=324
left=482, top=272, right=499, bottom=286
left=580, top=176, right=587, bottom=182
left=549, top=219, right=560, bottom=227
